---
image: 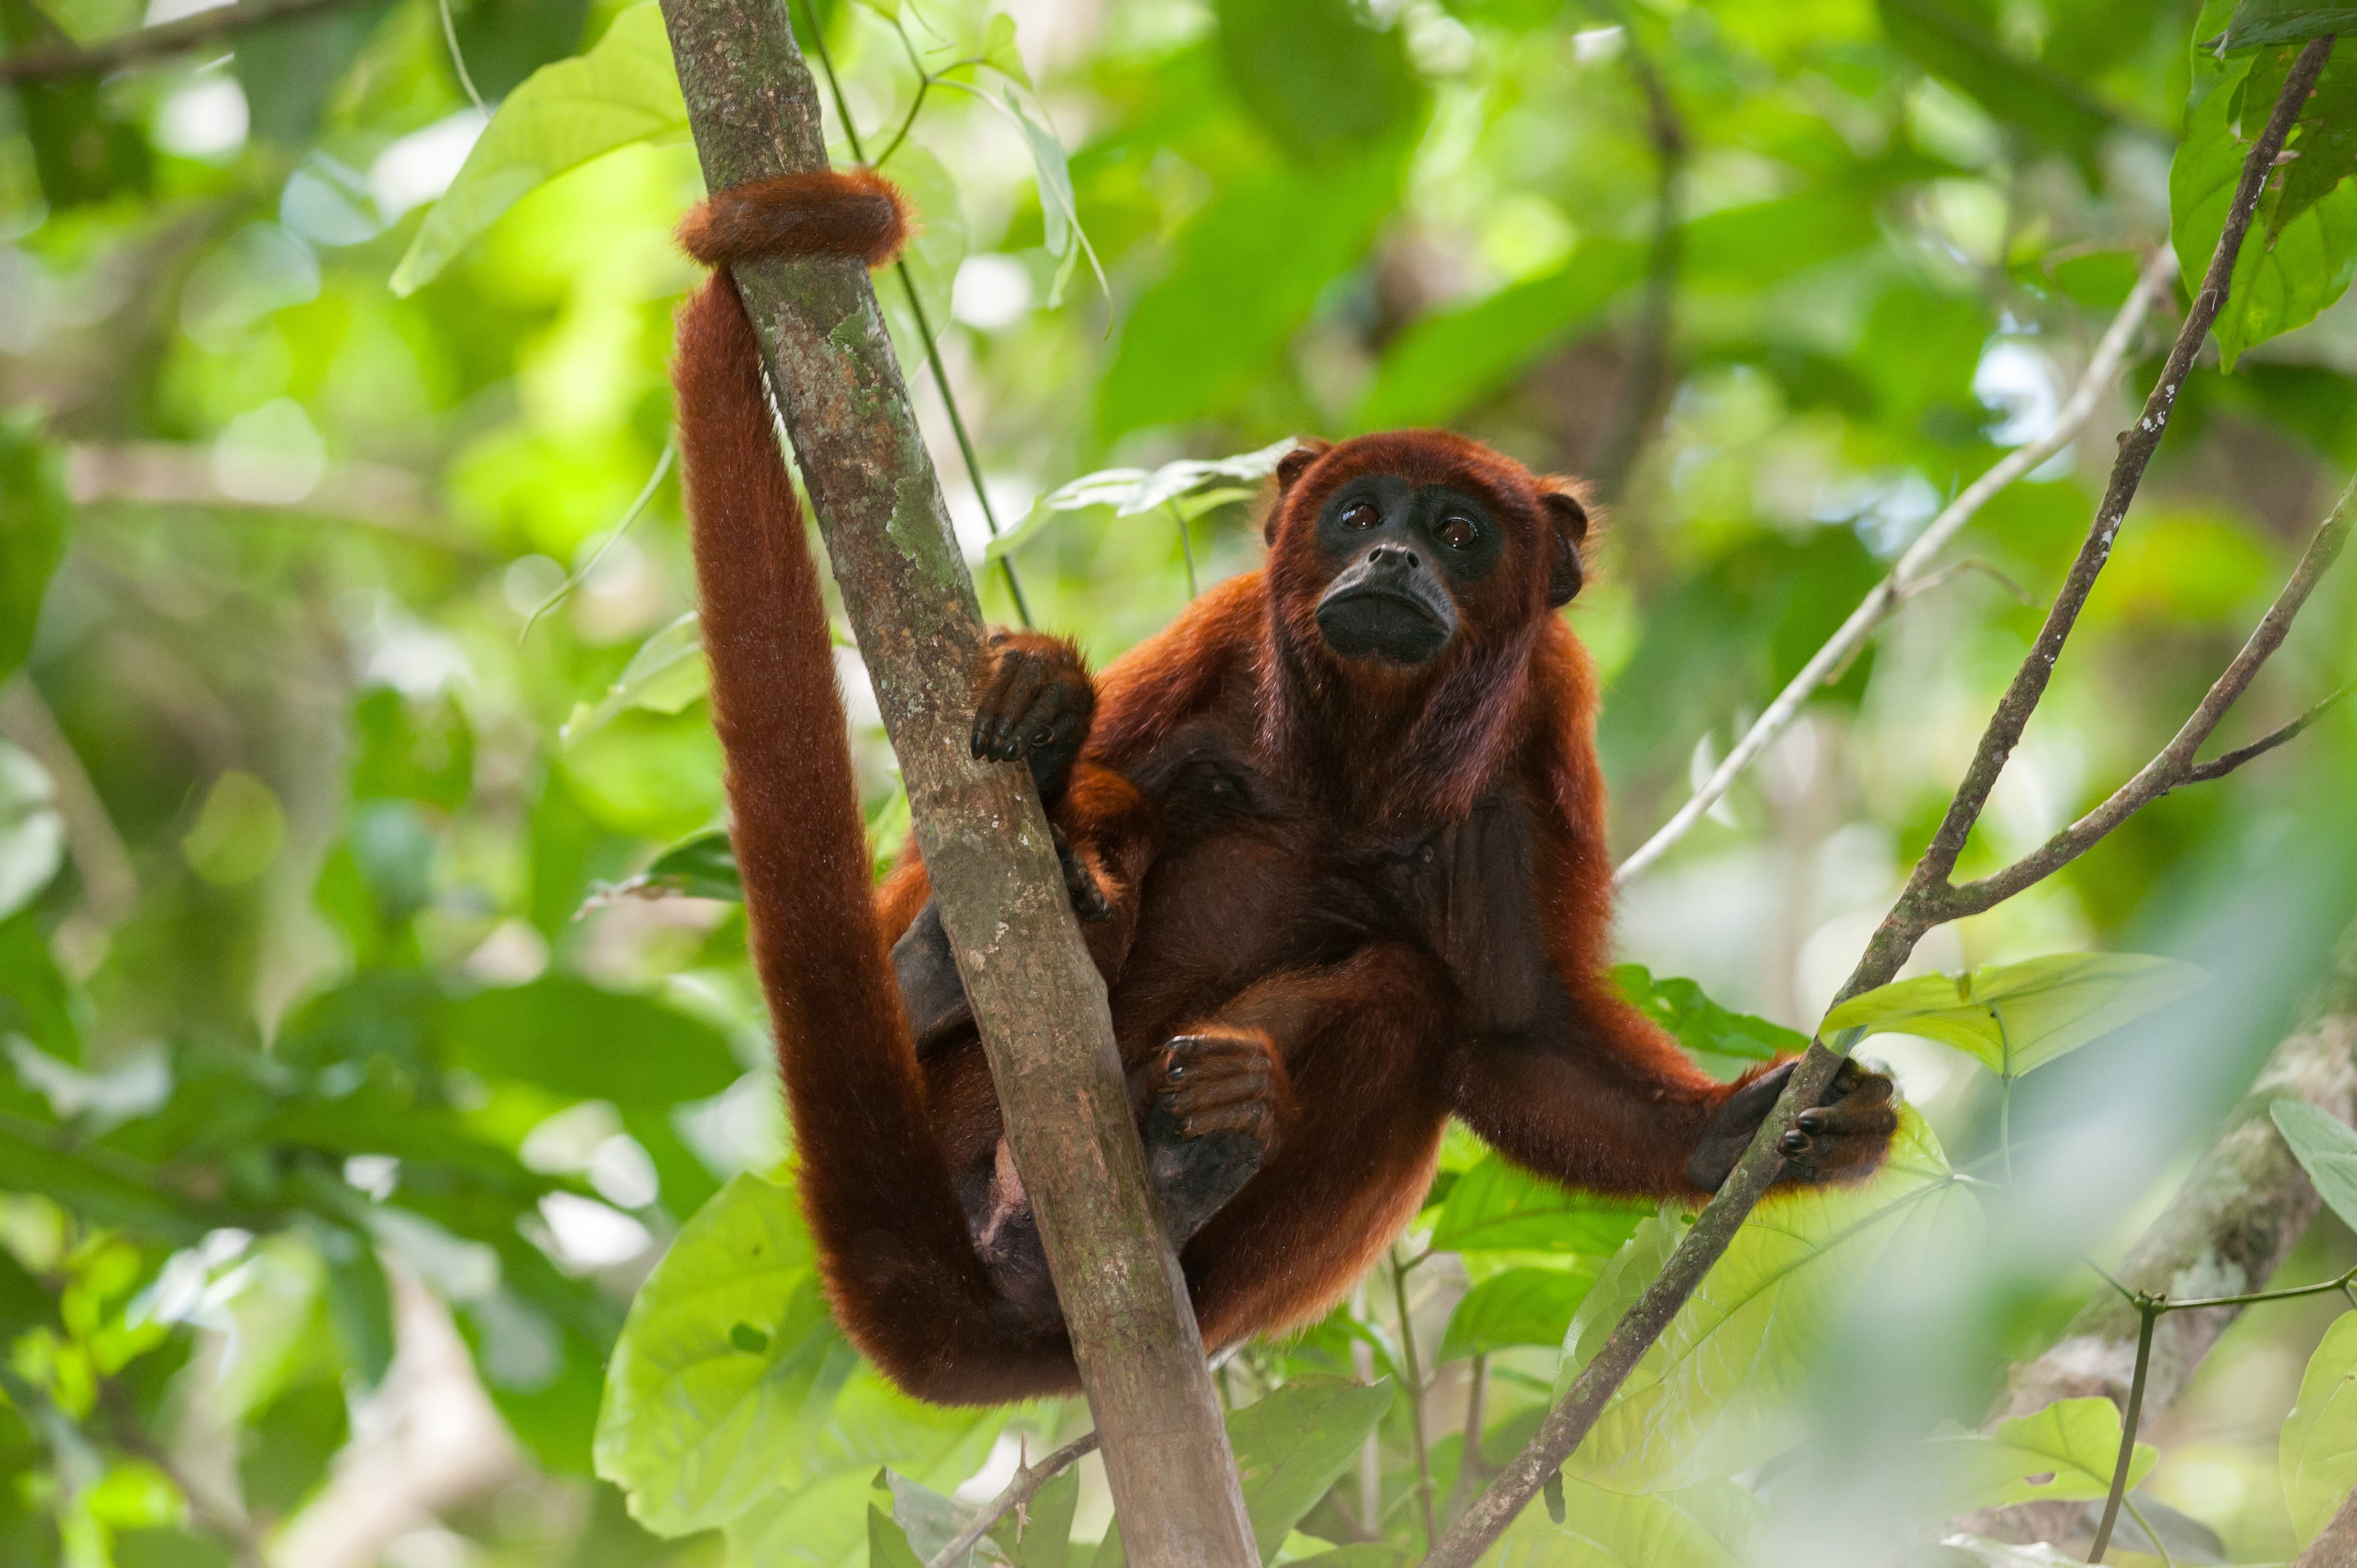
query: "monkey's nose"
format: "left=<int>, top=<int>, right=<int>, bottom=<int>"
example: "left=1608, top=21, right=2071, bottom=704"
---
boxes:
left=1366, top=543, right=1420, bottom=571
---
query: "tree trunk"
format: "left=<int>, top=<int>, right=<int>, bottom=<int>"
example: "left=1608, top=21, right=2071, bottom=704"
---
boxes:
left=1961, top=934, right=2357, bottom=1545
left=650, top=3, right=1257, bottom=1563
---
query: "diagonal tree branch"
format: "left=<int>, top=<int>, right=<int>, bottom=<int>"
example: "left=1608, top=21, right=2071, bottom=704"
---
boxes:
left=1943, top=479, right=2353, bottom=918
left=0, top=0, right=368, bottom=82
left=1614, top=247, right=2177, bottom=887
left=2187, top=678, right=2356, bottom=782
left=1420, top=35, right=2340, bottom=1568
left=651, top=0, right=1255, bottom=1563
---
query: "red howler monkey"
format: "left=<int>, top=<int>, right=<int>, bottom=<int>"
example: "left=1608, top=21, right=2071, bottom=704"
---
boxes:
left=672, top=167, right=1899, bottom=1406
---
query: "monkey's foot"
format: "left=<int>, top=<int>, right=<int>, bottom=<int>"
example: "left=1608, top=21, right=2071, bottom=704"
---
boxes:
left=1686, top=1057, right=1898, bottom=1192
left=971, top=630, right=1094, bottom=798
left=1143, top=1030, right=1286, bottom=1246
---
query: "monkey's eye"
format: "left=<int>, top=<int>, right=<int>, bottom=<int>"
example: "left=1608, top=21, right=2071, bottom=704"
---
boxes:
left=1436, top=514, right=1479, bottom=550
left=1340, top=501, right=1380, bottom=529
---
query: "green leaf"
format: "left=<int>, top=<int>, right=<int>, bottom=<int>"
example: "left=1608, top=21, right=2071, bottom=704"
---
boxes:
left=980, top=13, right=1033, bottom=90
left=871, top=1501, right=927, bottom=1568
left=2172, top=47, right=2357, bottom=368
left=594, top=1170, right=856, bottom=1534
left=1438, top=1267, right=1592, bottom=1362
left=1099, top=151, right=1401, bottom=438
left=1556, top=1206, right=1682, bottom=1399
left=2245, top=40, right=2357, bottom=247
left=2273, top=1100, right=2357, bottom=1236
left=1430, top=1154, right=1652, bottom=1255
left=1095, top=1376, right=1392, bottom=1567
left=0, top=411, right=69, bottom=684
left=2282, top=1309, right=2357, bottom=1543
left=723, top=1466, right=874, bottom=1567
left=391, top=3, right=687, bottom=295
left=1213, top=0, right=1425, bottom=166
left=2212, top=3, right=2357, bottom=51
left=1569, top=1110, right=1975, bottom=1491
left=1485, top=1476, right=1761, bottom=1568
left=1916, top=1397, right=2158, bottom=1516
left=1878, top=0, right=2119, bottom=175
left=233, top=0, right=392, bottom=146
left=1821, top=954, right=2210, bottom=1081
left=593, top=829, right=743, bottom=906
left=878, top=142, right=969, bottom=366
left=1033, top=438, right=1299, bottom=519
left=1000, top=92, right=1104, bottom=309
left=1613, top=965, right=1805, bottom=1068
left=309, top=1218, right=397, bottom=1388
left=562, top=612, right=707, bottom=745
left=446, top=976, right=739, bottom=1105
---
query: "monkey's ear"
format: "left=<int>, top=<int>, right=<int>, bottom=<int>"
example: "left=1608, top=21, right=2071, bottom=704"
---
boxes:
left=1540, top=481, right=1592, bottom=608
left=1266, top=438, right=1330, bottom=544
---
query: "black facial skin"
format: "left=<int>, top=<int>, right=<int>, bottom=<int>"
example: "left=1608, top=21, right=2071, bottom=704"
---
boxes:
left=1312, top=475, right=1501, bottom=665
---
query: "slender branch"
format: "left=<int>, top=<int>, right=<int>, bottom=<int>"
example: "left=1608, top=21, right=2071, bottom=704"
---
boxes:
left=1944, top=476, right=2352, bottom=918
left=2155, top=1263, right=2357, bottom=1315
left=1616, top=247, right=2174, bottom=887
left=924, top=1430, right=1100, bottom=1568
left=2187, top=679, right=2356, bottom=781
left=0, top=0, right=365, bottom=80
left=1420, top=42, right=2336, bottom=1568
left=1393, top=1251, right=1439, bottom=1548
left=2120, top=1497, right=2177, bottom=1568
left=795, top=0, right=1032, bottom=626
left=520, top=437, right=675, bottom=641
left=1441, top=1352, right=1490, bottom=1527
left=2087, top=1299, right=2158, bottom=1563
left=1167, top=499, right=1199, bottom=600
left=1586, top=16, right=1686, bottom=505
left=437, top=0, right=488, bottom=115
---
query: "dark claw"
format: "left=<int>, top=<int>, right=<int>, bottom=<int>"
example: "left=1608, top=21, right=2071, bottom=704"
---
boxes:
left=1797, top=1108, right=1830, bottom=1133
left=1781, top=1130, right=1814, bottom=1158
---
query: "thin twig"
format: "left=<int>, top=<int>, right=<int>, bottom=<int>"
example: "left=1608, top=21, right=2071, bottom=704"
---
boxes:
left=1943, top=476, right=2353, bottom=918
left=1420, top=41, right=2337, bottom=1568
left=795, top=0, right=1032, bottom=626
left=1615, top=246, right=2174, bottom=887
left=2088, top=1299, right=2158, bottom=1563
left=0, top=0, right=364, bottom=80
left=1441, top=1351, right=1489, bottom=1527
left=521, top=437, right=675, bottom=642
left=1394, top=1250, right=1439, bottom=1548
left=1586, top=13, right=1687, bottom=505
left=437, top=0, right=488, bottom=114
left=1168, top=499, right=1199, bottom=600
left=924, top=1430, right=1100, bottom=1568
left=2186, top=679, right=2356, bottom=781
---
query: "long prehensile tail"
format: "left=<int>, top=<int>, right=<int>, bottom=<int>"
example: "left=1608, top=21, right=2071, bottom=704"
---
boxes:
left=671, top=271, right=1056, bottom=1401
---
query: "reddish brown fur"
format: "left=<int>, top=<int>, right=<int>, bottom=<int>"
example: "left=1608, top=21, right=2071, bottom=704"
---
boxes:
left=673, top=170, right=1892, bottom=1406
left=676, top=167, right=910, bottom=269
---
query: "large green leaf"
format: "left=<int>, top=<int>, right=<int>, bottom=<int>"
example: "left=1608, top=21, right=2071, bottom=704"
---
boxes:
left=1614, top=965, right=1804, bottom=1070
left=391, top=2, right=687, bottom=295
left=1094, top=1376, right=1392, bottom=1567
left=1430, top=1154, right=1652, bottom=1255
left=594, top=1169, right=856, bottom=1534
left=1439, top=1267, right=1592, bottom=1362
left=0, top=410, right=70, bottom=684
left=2275, top=1099, right=2357, bottom=1237
left=1821, top=954, right=2210, bottom=1081
left=1098, top=150, right=1402, bottom=437
left=1485, top=1476, right=1760, bottom=1568
left=445, top=975, right=739, bottom=1105
left=2282, top=1309, right=2357, bottom=1543
left=1568, top=1110, right=1973, bottom=1492
left=2172, top=47, right=2357, bottom=368
left=1916, top=1397, right=2158, bottom=1517
left=1557, top=1207, right=1681, bottom=1398
left=2211, top=2, right=2357, bottom=51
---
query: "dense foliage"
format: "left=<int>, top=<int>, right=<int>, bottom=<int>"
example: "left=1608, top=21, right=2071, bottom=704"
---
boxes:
left=4, top=0, right=2357, bottom=1563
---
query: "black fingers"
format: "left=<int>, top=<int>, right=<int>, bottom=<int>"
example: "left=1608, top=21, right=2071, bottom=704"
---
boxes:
left=1053, top=826, right=1114, bottom=923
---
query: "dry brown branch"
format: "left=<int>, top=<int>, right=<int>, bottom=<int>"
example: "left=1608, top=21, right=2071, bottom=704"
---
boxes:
left=924, top=1431, right=1102, bottom=1568
left=1422, top=37, right=2340, bottom=1568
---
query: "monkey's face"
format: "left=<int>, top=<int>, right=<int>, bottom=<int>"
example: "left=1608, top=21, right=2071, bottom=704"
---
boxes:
left=1269, top=432, right=1590, bottom=674
left=1310, top=475, right=1493, bottom=665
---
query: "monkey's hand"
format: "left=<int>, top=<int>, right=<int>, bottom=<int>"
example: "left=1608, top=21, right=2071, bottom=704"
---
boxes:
left=971, top=630, right=1096, bottom=805
left=1142, top=1029, right=1291, bottom=1245
left=1685, top=1057, right=1898, bottom=1194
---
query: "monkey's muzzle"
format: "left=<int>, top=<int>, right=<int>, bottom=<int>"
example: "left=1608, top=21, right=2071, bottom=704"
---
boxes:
left=1315, top=549, right=1457, bottom=665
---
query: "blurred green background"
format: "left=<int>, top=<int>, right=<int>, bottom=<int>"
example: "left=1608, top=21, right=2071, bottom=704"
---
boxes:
left=3, top=0, right=2356, bottom=1562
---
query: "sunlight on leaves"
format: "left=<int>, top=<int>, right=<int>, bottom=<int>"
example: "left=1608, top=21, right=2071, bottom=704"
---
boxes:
left=1821, top=954, right=2210, bottom=1081
left=391, top=3, right=687, bottom=295
left=2282, top=1309, right=2357, bottom=1543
